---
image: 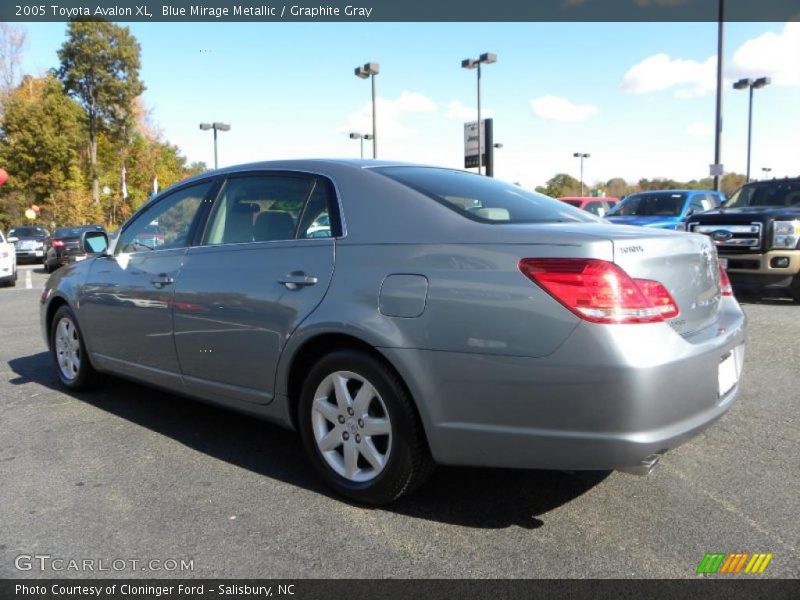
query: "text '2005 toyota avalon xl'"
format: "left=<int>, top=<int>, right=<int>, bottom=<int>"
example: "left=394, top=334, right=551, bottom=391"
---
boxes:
left=41, top=160, right=746, bottom=505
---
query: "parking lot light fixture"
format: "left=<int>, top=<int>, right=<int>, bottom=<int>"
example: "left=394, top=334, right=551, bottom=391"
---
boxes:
left=573, top=152, right=591, bottom=196
left=354, top=62, right=380, bottom=159
left=761, top=167, right=772, bottom=179
left=349, top=132, right=374, bottom=159
left=733, top=76, right=771, bottom=182
left=199, top=122, right=231, bottom=169
left=461, top=52, right=497, bottom=175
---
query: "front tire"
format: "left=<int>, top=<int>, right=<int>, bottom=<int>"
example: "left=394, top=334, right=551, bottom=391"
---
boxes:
left=789, top=275, right=800, bottom=303
left=297, top=350, right=433, bottom=505
left=50, top=305, right=100, bottom=390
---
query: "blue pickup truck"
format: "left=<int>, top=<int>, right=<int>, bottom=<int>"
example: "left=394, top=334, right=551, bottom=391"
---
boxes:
left=606, top=189, right=725, bottom=230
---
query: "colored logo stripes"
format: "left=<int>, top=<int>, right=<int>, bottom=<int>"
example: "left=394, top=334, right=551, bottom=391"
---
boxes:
left=696, top=552, right=773, bottom=574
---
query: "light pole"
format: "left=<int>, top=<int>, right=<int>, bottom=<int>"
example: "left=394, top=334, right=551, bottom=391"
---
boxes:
left=761, top=167, right=772, bottom=179
left=733, top=76, right=770, bottom=182
left=461, top=52, right=497, bottom=175
left=349, top=132, right=374, bottom=159
left=354, top=62, right=380, bottom=159
left=573, top=152, right=590, bottom=196
left=713, top=0, right=725, bottom=192
left=199, top=122, right=231, bottom=169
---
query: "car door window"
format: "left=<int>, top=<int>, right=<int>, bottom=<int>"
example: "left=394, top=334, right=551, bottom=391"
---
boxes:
left=204, top=174, right=340, bottom=244
left=117, top=182, right=212, bottom=254
left=584, top=201, right=607, bottom=216
left=688, top=195, right=705, bottom=215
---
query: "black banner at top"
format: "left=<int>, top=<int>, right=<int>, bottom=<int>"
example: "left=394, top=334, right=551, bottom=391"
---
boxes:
left=2, top=0, right=800, bottom=23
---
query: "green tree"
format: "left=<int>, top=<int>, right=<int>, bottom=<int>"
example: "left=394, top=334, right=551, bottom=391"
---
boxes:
left=535, top=173, right=582, bottom=198
left=0, top=75, right=86, bottom=225
left=720, top=173, right=747, bottom=197
left=605, top=177, right=633, bottom=198
left=57, top=21, right=144, bottom=204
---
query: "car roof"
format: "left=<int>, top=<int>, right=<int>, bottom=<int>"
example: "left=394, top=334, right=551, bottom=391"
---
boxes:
left=630, top=189, right=716, bottom=195
left=171, top=159, right=443, bottom=188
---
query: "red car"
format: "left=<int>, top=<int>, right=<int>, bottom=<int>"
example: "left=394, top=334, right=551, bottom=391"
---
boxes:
left=559, top=196, right=619, bottom=217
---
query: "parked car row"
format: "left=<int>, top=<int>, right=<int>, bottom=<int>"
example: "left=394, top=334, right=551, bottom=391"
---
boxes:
left=560, top=189, right=726, bottom=229
left=1, top=224, right=107, bottom=272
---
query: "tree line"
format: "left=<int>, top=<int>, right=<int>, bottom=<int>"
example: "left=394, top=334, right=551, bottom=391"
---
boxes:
left=535, top=172, right=747, bottom=199
left=0, top=22, right=204, bottom=230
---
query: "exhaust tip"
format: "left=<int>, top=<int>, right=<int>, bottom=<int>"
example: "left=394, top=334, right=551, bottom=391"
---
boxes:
left=618, top=454, right=661, bottom=477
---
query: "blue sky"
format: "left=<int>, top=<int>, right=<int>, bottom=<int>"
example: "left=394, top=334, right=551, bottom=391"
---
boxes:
left=17, top=21, right=800, bottom=189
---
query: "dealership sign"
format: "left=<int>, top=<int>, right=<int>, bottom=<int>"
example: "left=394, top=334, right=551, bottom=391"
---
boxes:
left=464, top=120, right=486, bottom=169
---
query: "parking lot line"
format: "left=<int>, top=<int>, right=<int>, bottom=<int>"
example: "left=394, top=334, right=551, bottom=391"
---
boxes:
left=25, top=269, right=32, bottom=289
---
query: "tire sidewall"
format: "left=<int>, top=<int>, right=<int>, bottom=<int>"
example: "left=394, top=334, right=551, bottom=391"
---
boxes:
left=298, top=350, right=419, bottom=505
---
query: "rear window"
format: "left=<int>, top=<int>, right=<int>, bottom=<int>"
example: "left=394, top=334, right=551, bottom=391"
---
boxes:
left=9, top=226, right=46, bottom=237
left=562, top=199, right=582, bottom=207
left=55, top=225, right=104, bottom=238
left=373, top=167, right=598, bottom=224
left=726, top=180, right=800, bottom=208
left=607, top=192, right=687, bottom=217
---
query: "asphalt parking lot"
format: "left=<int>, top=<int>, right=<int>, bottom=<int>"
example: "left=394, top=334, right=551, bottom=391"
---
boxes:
left=0, top=264, right=798, bottom=579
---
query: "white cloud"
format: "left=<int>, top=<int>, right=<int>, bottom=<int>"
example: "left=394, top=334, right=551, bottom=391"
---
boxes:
left=685, top=122, right=712, bottom=138
left=443, top=100, right=495, bottom=121
left=621, top=23, right=800, bottom=99
left=338, top=91, right=437, bottom=141
left=621, top=53, right=716, bottom=98
left=729, top=22, right=800, bottom=86
left=530, top=95, right=598, bottom=122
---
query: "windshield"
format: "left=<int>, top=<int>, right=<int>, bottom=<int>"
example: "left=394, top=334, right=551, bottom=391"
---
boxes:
left=374, top=167, right=598, bottom=224
left=726, top=181, right=800, bottom=208
left=606, top=192, right=687, bottom=217
left=9, top=226, right=46, bottom=237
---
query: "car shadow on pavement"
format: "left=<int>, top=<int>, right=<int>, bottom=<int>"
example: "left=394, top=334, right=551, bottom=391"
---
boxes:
left=8, top=351, right=610, bottom=530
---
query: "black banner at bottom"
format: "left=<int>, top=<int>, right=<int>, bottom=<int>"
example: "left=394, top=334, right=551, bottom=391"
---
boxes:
left=1, top=579, right=799, bottom=600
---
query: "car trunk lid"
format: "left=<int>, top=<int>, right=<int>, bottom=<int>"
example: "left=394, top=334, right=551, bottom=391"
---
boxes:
left=611, top=231, right=721, bottom=336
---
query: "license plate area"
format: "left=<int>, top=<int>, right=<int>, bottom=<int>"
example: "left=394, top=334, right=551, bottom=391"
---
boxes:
left=718, top=349, right=739, bottom=398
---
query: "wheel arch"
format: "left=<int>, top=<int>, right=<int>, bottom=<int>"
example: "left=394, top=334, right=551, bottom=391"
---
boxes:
left=44, top=294, right=71, bottom=348
left=282, top=332, right=430, bottom=443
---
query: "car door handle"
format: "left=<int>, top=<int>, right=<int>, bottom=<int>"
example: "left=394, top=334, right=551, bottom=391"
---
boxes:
left=278, top=272, right=318, bottom=290
left=151, top=274, right=175, bottom=289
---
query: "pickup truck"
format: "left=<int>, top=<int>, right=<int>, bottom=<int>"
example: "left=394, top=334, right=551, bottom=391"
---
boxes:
left=686, top=177, right=800, bottom=301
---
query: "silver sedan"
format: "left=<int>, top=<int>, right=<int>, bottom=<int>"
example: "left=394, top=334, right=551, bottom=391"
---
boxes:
left=40, top=160, right=746, bottom=504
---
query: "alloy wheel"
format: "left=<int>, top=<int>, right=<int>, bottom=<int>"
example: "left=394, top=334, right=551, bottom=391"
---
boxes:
left=54, top=316, right=81, bottom=381
left=310, top=370, right=392, bottom=483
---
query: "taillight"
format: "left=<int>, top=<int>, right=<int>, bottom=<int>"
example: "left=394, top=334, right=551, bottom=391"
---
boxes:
left=51, top=240, right=65, bottom=248
left=719, top=264, right=733, bottom=297
left=518, top=258, right=679, bottom=324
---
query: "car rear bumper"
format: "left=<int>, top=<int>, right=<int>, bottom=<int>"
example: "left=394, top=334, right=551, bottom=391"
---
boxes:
left=382, top=298, right=746, bottom=471
left=16, top=250, right=44, bottom=259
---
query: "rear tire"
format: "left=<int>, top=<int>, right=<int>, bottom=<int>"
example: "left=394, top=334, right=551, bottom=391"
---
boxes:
left=50, top=305, right=100, bottom=390
left=297, top=350, right=433, bottom=505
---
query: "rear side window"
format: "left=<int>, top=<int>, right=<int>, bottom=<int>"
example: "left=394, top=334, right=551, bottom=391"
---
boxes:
left=374, top=167, right=597, bottom=224
left=203, top=174, right=341, bottom=245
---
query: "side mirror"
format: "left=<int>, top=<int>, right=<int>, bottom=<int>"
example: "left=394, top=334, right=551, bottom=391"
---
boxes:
left=82, top=230, right=109, bottom=255
left=7, top=236, right=18, bottom=244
